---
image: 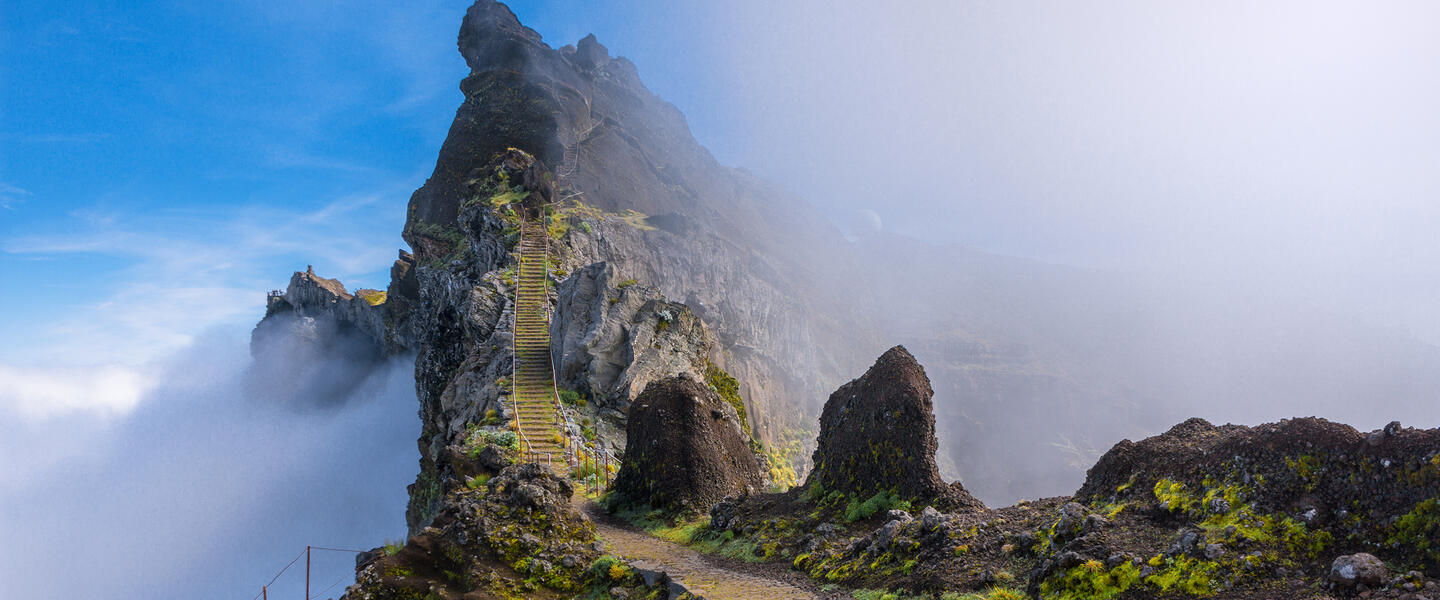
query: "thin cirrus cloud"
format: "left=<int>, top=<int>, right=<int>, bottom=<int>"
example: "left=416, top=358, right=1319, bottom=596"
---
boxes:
left=0, top=182, right=30, bottom=210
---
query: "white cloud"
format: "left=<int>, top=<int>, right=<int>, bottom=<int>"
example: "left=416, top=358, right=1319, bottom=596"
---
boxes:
left=0, top=364, right=153, bottom=420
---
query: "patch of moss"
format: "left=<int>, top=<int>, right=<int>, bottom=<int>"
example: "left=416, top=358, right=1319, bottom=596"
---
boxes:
left=1154, top=478, right=1200, bottom=513
left=1143, top=556, right=1219, bottom=596
left=489, top=187, right=527, bottom=208
left=558, top=388, right=586, bottom=407
left=410, top=221, right=466, bottom=250
left=1286, top=454, right=1325, bottom=492
left=703, top=360, right=749, bottom=436
left=1039, top=560, right=1143, bottom=600
left=1388, top=497, right=1440, bottom=567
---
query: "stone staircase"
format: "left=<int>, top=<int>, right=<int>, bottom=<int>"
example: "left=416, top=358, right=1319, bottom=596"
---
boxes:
left=512, top=216, right=568, bottom=468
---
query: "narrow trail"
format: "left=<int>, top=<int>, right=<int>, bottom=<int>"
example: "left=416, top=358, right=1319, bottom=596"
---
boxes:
left=577, top=499, right=823, bottom=600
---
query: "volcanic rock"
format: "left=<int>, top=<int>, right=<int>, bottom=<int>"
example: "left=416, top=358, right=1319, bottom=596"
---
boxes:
left=1076, top=416, right=1440, bottom=573
left=805, top=346, right=983, bottom=510
left=551, top=262, right=716, bottom=414
left=611, top=376, right=764, bottom=513
left=342, top=463, right=598, bottom=600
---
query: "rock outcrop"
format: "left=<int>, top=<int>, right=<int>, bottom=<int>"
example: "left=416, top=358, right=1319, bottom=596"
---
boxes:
left=806, top=346, right=983, bottom=510
left=552, top=262, right=716, bottom=411
left=344, top=463, right=599, bottom=600
left=248, top=267, right=400, bottom=407
left=1075, top=416, right=1440, bottom=574
left=611, top=376, right=765, bottom=514
left=257, top=266, right=391, bottom=349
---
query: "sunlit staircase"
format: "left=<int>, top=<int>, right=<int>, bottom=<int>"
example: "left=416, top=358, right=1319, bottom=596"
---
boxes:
left=511, top=216, right=568, bottom=468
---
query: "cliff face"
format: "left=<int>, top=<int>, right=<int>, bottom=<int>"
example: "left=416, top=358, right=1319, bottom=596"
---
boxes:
left=400, top=0, right=869, bottom=456
left=551, top=262, right=716, bottom=417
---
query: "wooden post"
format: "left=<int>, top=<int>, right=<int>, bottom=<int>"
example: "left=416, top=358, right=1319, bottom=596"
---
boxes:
left=306, top=545, right=311, bottom=600
left=262, top=586, right=267, bottom=600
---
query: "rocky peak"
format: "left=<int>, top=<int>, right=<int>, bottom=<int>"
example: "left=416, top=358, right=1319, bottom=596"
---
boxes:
left=567, top=33, right=610, bottom=71
left=457, top=0, right=545, bottom=73
left=288, top=265, right=353, bottom=304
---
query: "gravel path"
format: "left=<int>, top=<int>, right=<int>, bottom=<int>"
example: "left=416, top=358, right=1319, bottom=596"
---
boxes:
left=578, top=499, right=828, bottom=600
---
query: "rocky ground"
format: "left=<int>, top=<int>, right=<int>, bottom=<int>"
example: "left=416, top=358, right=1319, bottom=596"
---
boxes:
left=341, top=341, right=1440, bottom=600
left=684, top=350, right=1440, bottom=599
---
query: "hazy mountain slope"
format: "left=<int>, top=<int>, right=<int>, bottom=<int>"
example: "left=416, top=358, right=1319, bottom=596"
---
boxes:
left=266, top=0, right=1440, bottom=510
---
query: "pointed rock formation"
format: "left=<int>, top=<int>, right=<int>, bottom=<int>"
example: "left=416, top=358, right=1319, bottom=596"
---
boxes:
left=611, top=376, right=764, bottom=514
left=806, top=346, right=983, bottom=510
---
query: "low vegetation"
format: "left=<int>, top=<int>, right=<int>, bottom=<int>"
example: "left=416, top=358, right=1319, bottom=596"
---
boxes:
left=703, top=360, right=749, bottom=435
left=355, top=289, right=388, bottom=306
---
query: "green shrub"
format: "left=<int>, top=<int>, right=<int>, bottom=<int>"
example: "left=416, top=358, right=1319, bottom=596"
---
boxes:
left=844, top=490, right=910, bottom=523
left=559, top=389, right=586, bottom=407
left=467, top=429, right=519, bottom=455
left=616, top=278, right=638, bottom=289
left=587, top=555, right=631, bottom=583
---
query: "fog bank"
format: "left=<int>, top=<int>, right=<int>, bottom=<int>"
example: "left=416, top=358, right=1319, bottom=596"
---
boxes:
left=0, top=327, right=417, bottom=599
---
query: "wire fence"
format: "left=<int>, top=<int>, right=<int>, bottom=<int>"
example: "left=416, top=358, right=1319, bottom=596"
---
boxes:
left=250, top=545, right=371, bottom=600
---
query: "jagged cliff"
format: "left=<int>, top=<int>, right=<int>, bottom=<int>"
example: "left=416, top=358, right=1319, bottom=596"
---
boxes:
left=365, top=0, right=883, bottom=532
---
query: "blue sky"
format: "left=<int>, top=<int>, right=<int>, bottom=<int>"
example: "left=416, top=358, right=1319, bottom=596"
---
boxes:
left=5, top=0, right=1440, bottom=415
left=0, top=1, right=740, bottom=413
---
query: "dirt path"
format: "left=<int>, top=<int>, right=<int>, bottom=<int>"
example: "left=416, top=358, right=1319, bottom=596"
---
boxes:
left=578, top=500, right=825, bottom=600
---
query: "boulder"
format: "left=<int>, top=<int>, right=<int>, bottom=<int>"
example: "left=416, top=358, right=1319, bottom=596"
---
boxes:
left=611, top=376, right=764, bottom=513
left=1329, top=553, right=1387, bottom=588
left=805, top=346, right=983, bottom=510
